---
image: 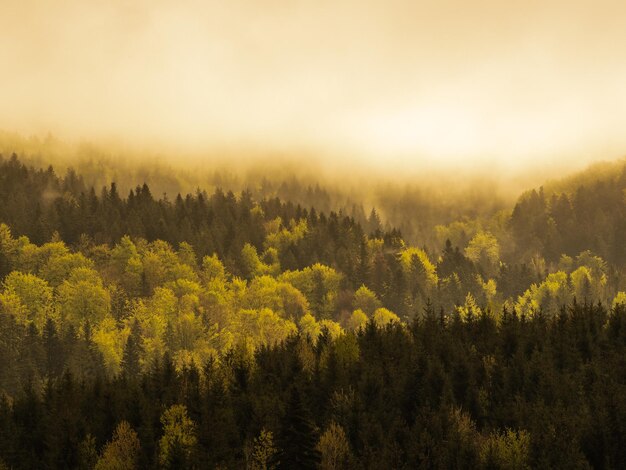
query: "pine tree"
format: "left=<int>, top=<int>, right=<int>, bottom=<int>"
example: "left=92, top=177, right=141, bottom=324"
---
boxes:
left=273, top=387, right=320, bottom=469
left=121, top=320, right=142, bottom=379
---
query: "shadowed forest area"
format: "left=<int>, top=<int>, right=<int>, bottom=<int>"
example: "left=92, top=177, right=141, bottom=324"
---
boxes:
left=0, top=152, right=624, bottom=468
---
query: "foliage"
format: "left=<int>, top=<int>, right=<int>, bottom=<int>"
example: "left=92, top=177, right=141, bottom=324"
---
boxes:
left=317, top=422, right=352, bottom=470
left=159, top=404, right=198, bottom=468
left=250, top=428, right=278, bottom=470
left=0, top=154, right=625, bottom=468
left=94, top=421, right=141, bottom=470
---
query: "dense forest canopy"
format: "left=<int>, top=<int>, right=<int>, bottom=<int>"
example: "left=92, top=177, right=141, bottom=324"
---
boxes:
left=0, top=152, right=625, bottom=468
left=4, top=0, right=626, bottom=466
left=0, top=133, right=528, bottom=249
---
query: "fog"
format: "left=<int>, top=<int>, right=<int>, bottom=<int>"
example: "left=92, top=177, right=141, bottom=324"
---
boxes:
left=1, top=0, right=626, bottom=175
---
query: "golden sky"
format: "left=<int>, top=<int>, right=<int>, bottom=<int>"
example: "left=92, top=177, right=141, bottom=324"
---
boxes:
left=1, top=0, right=626, bottom=171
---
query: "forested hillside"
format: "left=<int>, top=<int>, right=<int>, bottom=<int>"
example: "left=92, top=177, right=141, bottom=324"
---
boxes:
left=0, top=153, right=625, bottom=468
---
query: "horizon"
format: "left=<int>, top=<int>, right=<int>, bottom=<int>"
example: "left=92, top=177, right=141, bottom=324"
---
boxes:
left=2, top=1, right=626, bottom=173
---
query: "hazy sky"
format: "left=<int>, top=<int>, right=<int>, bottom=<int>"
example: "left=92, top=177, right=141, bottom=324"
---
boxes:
left=1, top=0, right=626, bottom=171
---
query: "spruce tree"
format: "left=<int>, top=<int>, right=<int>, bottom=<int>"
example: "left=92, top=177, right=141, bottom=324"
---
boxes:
left=273, top=387, right=320, bottom=469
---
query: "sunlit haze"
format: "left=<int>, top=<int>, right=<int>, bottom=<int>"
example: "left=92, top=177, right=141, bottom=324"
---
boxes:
left=2, top=0, right=626, bottom=172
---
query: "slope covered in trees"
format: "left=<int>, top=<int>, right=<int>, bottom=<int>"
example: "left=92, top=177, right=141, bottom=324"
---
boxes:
left=0, top=153, right=625, bottom=468
left=0, top=302, right=625, bottom=468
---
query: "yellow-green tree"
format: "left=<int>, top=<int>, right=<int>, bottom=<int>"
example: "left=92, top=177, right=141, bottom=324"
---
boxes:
left=465, top=231, right=500, bottom=276
left=57, top=267, right=111, bottom=326
left=92, top=317, right=129, bottom=375
left=317, top=422, right=352, bottom=470
left=159, top=404, right=198, bottom=468
left=95, top=421, right=141, bottom=470
left=241, top=243, right=269, bottom=279
left=346, top=309, right=368, bottom=331
left=516, top=271, right=570, bottom=317
left=236, top=308, right=297, bottom=348
left=39, top=251, right=94, bottom=287
left=279, top=264, right=343, bottom=319
left=372, top=308, right=400, bottom=327
left=613, top=291, right=626, bottom=308
left=299, top=313, right=322, bottom=340
left=2, top=271, right=54, bottom=329
left=457, top=293, right=481, bottom=322
left=353, top=285, right=381, bottom=316
left=242, top=276, right=309, bottom=321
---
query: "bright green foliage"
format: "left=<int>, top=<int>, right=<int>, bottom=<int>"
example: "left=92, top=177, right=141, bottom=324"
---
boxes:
left=200, top=274, right=233, bottom=327
left=235, top=308, right=297, bottom=348
left=241, top=243, right=270, bottom=279
left=571, top=265, right=607, bottom=301
left=299, top=313, right=342, bottom=341
left=372, top=308, right=400, bottom=327
left=613, top=291, right=626, bottom=308
left=111, top=236, right=139, bottom=271
left=265, top=218, right=307, bottom=253
left=240, top=243, right=280, bottom=279
left=319, top=319, right=343, bottom=339
left=353, top=285, right=381, bottom=316
left=139, top=240, right=198, bottom=294
left=0, top=223, right=16, bottom=260
left=14, top=240, right=71, bottom=274
left=93, top=317, right=129, bottom=375
left=164, top=277, right=202, bottom=299
left=111, top=236, right=143, bottom=295
left=261, top=247, right=281, bottom=276
left=346, top=309, right=368, bottom=330
left=159, top=404, right=198, bottom=468
left=457, top=293, right=481, bottom=321
left=478, top=276, right=500, bottom=313
left=242, top=276, right=309, bottom=320
left=201, top=254, right=226, bottom=283
left=279, top=264, right=343, bottom=319
left=57, top=268, right=111, bottom=326
left=465, top=231, right=500, bottom=265
left=130, top=287, right=175, bottom=368
left=516, top=271, right=570, bottom=317
left=299, top=313, right=322, bottom=340
left=94, top=421, right=141, bottom=470
left=2, top=271, right=54, bottom=329
left=39, top=251, right=94, bottom=287
left=0, top=290, right=28, bottom=320
left=465, top=231, right=501, bottom=277
left=399, top=247, right=438, bottom=288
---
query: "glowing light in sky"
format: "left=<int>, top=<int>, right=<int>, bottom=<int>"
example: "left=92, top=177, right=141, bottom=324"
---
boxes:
left=1, top=0, right=625, bottom=170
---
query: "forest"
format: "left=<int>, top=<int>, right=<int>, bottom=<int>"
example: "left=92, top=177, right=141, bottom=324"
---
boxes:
left=0, top=153, right=625, bottom=469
